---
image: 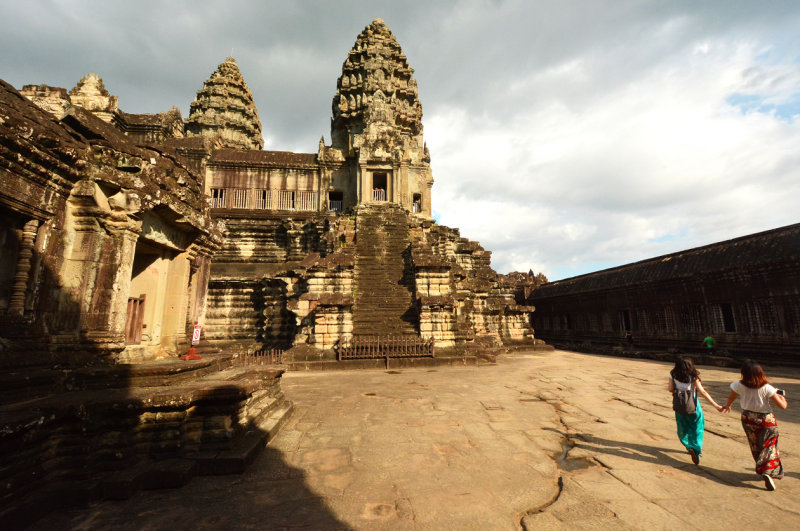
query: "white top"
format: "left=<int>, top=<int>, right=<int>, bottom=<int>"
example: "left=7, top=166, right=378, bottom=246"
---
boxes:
left=731, top=381, right=776, bottom=413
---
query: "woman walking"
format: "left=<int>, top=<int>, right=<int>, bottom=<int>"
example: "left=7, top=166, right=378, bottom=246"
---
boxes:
left=721, top=359, right=788, bottom=490
left=669, top=357, right=724, bottom=465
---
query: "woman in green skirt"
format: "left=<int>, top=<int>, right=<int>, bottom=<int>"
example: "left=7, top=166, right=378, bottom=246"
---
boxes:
left=669, top=357, right=724, bottom=464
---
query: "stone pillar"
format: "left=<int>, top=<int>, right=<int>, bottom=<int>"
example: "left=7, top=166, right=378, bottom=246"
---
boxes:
left=8, top=219, right=39, bottom=317
left=358, top=163, right=367, bottom=204
left=82, top=226, right=139, bottom=354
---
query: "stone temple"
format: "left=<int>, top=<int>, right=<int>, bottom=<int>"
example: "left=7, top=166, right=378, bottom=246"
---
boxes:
left=182, top=18, right=536, bottom=357
left=0, top=18, right=540, bottom=525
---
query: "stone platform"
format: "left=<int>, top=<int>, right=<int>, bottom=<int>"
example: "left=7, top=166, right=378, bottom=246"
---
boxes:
left=29, top=349, right=800, bottom=529
left=0, top=353, right=293, bottom=528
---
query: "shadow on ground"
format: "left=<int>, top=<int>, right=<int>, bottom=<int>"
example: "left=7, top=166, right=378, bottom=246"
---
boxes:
left=544, top=427, right=764, bottom=491
left=30, top=446, right=348, bottom=530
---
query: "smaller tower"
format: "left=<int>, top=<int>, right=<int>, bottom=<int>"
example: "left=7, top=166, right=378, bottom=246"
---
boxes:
left=68, top=73, right=119, bottom=122
left=185, top=57, right=264, bottom=150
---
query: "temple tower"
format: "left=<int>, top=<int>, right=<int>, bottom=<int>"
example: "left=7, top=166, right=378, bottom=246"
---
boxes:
left=186, top=57, right=264, bottom=150
left=328, top=18, right=433, bottom=217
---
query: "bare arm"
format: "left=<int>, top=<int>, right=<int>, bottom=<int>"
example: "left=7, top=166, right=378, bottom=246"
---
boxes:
left=696, top=380, right=723, bottom=412
left=771, top=392, right=788, bottom=410
left=721, top=390, right=738, bottom=413
left=668, top=377, right=674, bottom=393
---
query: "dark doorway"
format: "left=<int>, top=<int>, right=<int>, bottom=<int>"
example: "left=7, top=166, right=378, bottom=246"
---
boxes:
left=721, top=303, right=736, bottom=332
left=621, top=309, right=632, bottom=331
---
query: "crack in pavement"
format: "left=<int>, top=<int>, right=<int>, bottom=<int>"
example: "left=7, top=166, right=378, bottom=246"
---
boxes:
left=516, top=390, right=615, bottom=530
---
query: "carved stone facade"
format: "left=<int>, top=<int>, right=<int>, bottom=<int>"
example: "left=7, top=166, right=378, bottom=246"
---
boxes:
left=0, top=75, right=289, bottom=524
left=4, top=79, right=221, bottom=364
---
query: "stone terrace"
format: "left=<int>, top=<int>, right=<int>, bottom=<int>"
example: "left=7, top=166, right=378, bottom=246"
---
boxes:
left=31, top=350, right=800, bottom=530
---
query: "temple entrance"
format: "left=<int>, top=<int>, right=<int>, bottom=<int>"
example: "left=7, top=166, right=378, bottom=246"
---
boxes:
left=126, top=240, right=168, bottom=348
left=412, top=193, right=422, bottom=213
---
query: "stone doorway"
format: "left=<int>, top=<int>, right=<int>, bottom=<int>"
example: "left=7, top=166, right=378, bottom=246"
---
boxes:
left=126, top=240, right=169, bottom=351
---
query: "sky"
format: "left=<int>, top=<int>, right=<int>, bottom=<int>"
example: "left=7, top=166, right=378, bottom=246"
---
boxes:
left=2, top=0, right=799, bottom=280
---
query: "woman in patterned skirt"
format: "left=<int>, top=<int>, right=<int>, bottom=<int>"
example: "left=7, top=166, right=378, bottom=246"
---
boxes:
left=721, top=359, right=788, bottom=490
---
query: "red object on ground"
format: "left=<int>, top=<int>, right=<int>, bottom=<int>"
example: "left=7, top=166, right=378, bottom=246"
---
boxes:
left=180, top=346, right=202, bottom=361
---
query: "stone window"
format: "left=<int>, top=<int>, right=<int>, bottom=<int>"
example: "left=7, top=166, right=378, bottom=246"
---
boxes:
left=679, top=305, right=701, bottom=333
left=253, top=189, right=270, bottom=210
left=636, top=309, right=650, bottom=332
left=412, top=193, right=422, bottom=213
left=210, top=188, right=226, bottom=208
left=786, top=299, right=800, bottom=336
left=328, top=191, right=343, bottom=212
left=278, top=190, right=295, bottom=210
left=743, top=301, right=778, bottom=335
left=710, top=303, right=736, bottom=333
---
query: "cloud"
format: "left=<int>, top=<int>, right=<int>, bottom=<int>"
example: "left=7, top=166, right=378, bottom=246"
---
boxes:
left=427, top=28, right=800, bottom=278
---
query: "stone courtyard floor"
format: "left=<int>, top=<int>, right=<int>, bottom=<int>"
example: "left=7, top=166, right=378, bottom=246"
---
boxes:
left=32, top=350, right=800, bottom=530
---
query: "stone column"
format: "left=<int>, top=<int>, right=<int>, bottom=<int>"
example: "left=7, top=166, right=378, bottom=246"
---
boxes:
left=8, top=219, right=39, bottom=317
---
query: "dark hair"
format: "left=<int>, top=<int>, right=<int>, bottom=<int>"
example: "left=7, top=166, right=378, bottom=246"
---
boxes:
left=671, top=357, right=700, bottom=384
left=740, top=359, right=769, bottom=389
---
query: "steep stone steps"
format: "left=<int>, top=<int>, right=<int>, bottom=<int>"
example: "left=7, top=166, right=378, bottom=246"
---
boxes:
left=352, top=203, right=419, bottom=336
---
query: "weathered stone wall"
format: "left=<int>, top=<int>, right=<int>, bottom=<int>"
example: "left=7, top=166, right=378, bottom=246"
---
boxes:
left=1, top=76, right=294, bottom=527
left=235, top=204, right=537, bottom=353
left=0, top=361, right=289, bottom=527
left=205, top=211, right=334, bottom=346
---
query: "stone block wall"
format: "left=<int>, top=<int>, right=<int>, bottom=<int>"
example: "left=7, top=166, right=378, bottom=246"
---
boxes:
left=0, top=361, right=290, bottom=526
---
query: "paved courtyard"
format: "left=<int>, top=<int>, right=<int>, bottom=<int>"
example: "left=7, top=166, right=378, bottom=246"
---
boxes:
left=34, top=350, right=800, bottom=530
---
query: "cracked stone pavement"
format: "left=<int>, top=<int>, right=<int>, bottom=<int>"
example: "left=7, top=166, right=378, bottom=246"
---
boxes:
left=33, top=350, right=800, bottom=530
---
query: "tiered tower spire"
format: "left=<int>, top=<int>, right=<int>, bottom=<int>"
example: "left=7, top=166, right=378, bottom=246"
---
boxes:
left=186, top=57, right=264, bottom=150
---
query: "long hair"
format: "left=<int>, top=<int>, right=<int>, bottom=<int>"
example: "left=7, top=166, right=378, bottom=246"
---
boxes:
left=740, top=359, right=769, bottom=389
left=671, top=356, right=700, bottom=384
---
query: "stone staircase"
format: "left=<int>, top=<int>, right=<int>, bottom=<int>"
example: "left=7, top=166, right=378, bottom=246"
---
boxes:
left=352, top=203, right=419, bottom=336
left=205, top=279, right=264, bottom=341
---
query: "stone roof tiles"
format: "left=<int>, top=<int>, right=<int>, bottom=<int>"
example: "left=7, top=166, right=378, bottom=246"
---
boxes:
left=532, top=223, right=800, bottom=298
left=209, top=148, right=317, bottom=167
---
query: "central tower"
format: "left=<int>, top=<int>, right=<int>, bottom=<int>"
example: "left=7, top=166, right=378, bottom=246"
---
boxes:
left=328, top=18, right=433, bottom=216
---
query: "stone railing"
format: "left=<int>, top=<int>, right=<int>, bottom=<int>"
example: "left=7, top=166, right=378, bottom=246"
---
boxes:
left=210, top=188, right=319, bottom=211
left=329, top=200, right=343, bottom=212
left=337, top=335, right=434, bottom=359
left=372, top=188, right=386, bottom=202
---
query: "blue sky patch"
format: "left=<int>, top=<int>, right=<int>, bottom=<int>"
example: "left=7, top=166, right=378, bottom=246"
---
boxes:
left=727, top=93, right=800, bottom=122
